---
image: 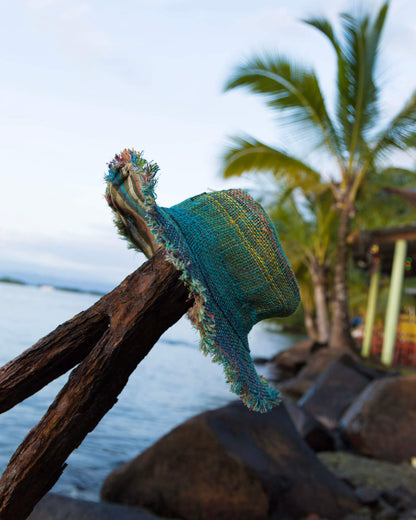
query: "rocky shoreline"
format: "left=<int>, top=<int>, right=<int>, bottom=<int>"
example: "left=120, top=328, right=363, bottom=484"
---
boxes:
left=29, top=340, right=416, bottom=520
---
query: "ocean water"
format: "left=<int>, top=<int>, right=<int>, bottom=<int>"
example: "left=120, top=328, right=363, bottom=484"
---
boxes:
left=0, top=281, right=300, bottom=501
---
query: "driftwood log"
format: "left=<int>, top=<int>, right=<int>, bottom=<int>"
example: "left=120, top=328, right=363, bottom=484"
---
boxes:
left=0, top=250, right=191, bottom=520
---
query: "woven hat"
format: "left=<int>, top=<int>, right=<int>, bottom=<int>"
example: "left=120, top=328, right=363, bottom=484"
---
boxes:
left=105, top=149, right=300, bottom=412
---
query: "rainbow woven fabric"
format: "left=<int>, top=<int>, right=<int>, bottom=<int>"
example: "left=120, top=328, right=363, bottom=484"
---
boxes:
left=106, top=149, right=300, bottom=412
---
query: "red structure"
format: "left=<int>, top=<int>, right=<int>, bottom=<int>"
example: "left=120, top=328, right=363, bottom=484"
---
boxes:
left=368, top=316, right=416, bottom=367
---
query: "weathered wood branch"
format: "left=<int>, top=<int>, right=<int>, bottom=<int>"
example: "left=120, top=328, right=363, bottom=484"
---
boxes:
left=0, top=309, right=109, bottom=413
left=0, top=250, right=186, bottom=413
left=0, top=250, right=191, bottom=520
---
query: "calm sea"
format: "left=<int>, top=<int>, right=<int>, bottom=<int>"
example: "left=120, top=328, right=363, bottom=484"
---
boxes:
left=0, top=281, right=300, bottom=501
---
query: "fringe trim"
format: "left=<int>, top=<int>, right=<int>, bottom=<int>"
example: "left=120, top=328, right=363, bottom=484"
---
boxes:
left=107, top=149, right=281, bottom=413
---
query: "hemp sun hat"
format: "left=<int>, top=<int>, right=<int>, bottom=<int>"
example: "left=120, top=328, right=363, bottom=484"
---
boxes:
left=105, top=149, right=300, bottom=413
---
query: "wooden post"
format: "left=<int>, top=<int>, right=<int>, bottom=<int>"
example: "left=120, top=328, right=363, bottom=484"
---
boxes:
left=0, top=250, right=191, bottom=520
left=381, top=239, right=407, bottom=366
left=361, top=261, right=381, bottom=358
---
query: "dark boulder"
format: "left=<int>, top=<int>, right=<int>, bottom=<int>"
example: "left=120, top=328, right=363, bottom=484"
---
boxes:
left=278, top=347, right=351, bottom=400
left=102, top=401, right=359, bottom=520
left=340, top=375, right=416, bottom=462
left=284, top=399, right=336, bottom=452
left=272, top=338, right=314, bottom=381
left=381, top=486, right=416, bottom=513
left=355, top=486, right=381, bottom=506
left=102, top=411, right=269, bottom=520
left=271, top=338, right=331, bottom=383
left=298, top=353, right=384, bottom=430
left=28, top=493, right=166, bottom=520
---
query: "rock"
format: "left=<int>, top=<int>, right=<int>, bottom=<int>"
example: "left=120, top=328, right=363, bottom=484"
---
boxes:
left=28, top=493, right=167, bottom=520
left=318, top=452, right=416, bottom=494
left=355, top=486, right=381, bottom=505
left=285, top=399, right=336, bottom=452
left=381, top=486, right=416, bottom=512
left=102, top=401, right=359, bottom=520
left=205, top=401, right=359, bottom=519
left=278, top=375, right=315, bottom=400
left=272, top=338, right=314, bottom=380
left=400, top=509, right=416, bottom=520
left=102, top=410, right=269, bottom=520
left=298, top=353, right=383, bottom=430
left=343, top=510, right=372, bottom=520
left=319, top=453, right=416, bottom=520
left=271, top=338, right=331, bottom=384
left=253, top=358, right=282, bottom=383
left=253, top=356, right=272, bottom=365
left=279, top=347, right=351, bottom=400
left=375, top=503, right=397, bottom=520
left=340, top=375, right=416, bottom=462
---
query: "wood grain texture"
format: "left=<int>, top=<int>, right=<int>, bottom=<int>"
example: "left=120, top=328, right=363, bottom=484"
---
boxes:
left=0, top=250, right=191, bottom=520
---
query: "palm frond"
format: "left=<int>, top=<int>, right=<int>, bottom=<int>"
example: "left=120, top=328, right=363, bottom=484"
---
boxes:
left=269, top=188, right=337, bottom=268
left=304, top=4, right=388, bottom=170
left=268, top=195, right=315, bottom=266
left=336, top=3, right=389, bottom=163
left=355, top=165, right=416, bottom=229
left=303, top=17, right=341, bottom=54
left=222, top=135, right=322, bottom=192
left=224, top=55, right=342, bottom=161
left=379, top=167, right=416, bottom=186
left=303, top=15, right=349, bottom=160
left=371, top=90, right=416, bottom=159
left=365, top=166, right=416, bottom=191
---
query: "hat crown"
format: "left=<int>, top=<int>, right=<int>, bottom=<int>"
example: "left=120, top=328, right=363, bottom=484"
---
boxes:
left=163, top=189, right=299, bottom=336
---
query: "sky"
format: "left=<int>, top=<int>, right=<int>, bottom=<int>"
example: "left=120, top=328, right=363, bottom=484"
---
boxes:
left=0, top=0, right=415, bottom=291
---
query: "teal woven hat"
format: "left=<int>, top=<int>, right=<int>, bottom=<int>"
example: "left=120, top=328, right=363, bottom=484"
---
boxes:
left=105, top=149, right=300, bottom=412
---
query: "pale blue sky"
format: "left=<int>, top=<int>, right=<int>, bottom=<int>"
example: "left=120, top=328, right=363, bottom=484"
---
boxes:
left=1, top=0, right=415, bottom=290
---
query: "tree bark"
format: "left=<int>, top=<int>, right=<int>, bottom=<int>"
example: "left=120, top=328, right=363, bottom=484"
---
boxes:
left=329, top=206, right=355, bottom=349
left=0, top=250, right=191, bottom=520
left=303, top=306, right=318, bottom=342
left=311, top=263, right=330, bottom=345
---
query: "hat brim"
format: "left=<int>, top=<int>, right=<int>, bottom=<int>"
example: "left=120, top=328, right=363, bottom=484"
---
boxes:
left=147, top=205, right=282, bottom=413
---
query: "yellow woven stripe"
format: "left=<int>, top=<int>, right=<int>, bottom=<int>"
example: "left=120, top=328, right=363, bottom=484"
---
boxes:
left=208, top=193, right=284, bottom=305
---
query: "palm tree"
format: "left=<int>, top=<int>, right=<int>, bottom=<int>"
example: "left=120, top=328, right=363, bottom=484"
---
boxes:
left=222, top=1, right=416, bottom=349
left=268, top=188, right=336, bottom=344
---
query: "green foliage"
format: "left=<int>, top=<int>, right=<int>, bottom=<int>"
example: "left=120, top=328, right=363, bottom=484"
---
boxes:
left=268, top=188, right=337, bottom=268
left=223, top=1, right=415, bottom=193
left=224, top=56, right=340, bottom=155
left=222, top=1, right=416, bottom=343
left=372, top=92, right=416, bottom=160
left=348, top=261, right=373, bottom=318
left=222, top=136, right=322, bottom=193
left=355, top=167, right=416, bottom=230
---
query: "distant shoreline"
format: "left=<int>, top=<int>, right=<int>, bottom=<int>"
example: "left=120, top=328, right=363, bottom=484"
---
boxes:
left=0, top=277, right=105, bottom=297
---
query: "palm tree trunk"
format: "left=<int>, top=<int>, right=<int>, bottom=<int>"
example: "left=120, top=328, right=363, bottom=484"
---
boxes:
left=329, top=206, right=355, bottom=350
left=304, top=305, right=318, bottom=342
left=311, top=263, right=330, bottom=344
